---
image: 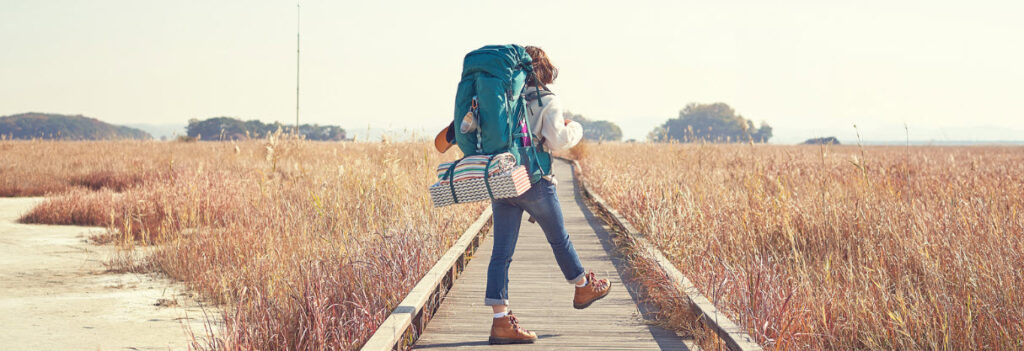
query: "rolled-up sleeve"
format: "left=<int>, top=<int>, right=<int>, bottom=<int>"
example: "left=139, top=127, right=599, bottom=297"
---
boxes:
left=539, top=97, right=583, bottom=151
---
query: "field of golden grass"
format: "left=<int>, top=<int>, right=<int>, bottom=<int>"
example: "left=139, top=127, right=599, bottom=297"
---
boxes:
left=577, top=142, right=1024, bottom=350
left=1, top=137, right=484, bottom=350
left=6, top=137, right=1022, bottom=350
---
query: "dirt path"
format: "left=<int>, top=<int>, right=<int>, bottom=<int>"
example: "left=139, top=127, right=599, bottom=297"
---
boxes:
left=0, top=197, right=214, bottom=350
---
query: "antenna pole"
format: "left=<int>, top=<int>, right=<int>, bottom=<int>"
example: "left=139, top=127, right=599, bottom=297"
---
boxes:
left=296, top=1, right=301, bottom=134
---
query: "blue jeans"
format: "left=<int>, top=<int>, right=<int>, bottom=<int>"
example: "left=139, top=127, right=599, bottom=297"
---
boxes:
left=484, top=178, right=586, bottom=306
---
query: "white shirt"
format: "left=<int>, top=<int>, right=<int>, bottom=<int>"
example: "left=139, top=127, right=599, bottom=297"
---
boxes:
left=523, top=86, right=582, bottom=184
left=524, top=87, right=583, bottom=151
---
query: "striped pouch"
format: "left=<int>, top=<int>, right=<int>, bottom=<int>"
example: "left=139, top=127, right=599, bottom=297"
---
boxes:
left=429, top=153, right=531, bottom=207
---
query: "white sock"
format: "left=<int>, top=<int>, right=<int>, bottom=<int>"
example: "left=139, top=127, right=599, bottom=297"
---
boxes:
left=493, top=311, right=508, bottom=319
left=575, top=276, right=588, bottom=288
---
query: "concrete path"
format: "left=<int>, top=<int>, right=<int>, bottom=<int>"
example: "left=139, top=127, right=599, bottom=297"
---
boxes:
left=415, top=160, right=693, bottom=350
left=0, top=197, right=212, bottom=351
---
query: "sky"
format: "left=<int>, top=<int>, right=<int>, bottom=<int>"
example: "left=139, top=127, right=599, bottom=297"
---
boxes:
left=1, top=0, right=1022, bottom=143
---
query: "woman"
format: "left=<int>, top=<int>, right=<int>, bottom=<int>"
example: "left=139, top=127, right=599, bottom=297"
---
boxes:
left=486, top=46, right=612, bottom=345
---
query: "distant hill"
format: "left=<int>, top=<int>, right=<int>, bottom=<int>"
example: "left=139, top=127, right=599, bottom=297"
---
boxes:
left=126, top=123, right=186, bottom=140
left=0, top=113, right=151, bottom=140
left=802, top=136, right=840, bottom=145
left=186, top=117, right=346, bottom=141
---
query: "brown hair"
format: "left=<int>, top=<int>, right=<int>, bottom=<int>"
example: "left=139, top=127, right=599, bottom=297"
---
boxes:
left=525, top=46, right=558, bottom=86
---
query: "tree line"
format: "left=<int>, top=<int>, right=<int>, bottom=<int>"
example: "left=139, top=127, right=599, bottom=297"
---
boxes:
left=185, top=117, right=346, bottom=141
left=648, top=102, right=772, bottom=143
left=563, top=111, right=623, bottom=142
left=563, top=102, right=774, bottom=144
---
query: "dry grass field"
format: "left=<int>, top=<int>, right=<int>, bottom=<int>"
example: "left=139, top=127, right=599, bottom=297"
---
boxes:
left=0, top=137, right=484, bottom=350
left=577, top=142, right=1024, bottom=350
left=5, top=137, right=1022, bottom=350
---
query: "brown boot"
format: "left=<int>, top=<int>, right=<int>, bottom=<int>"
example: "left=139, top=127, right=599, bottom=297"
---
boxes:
left=573, top=271, right=611, bottom=309
left=489, top=311, right=537, bottom=344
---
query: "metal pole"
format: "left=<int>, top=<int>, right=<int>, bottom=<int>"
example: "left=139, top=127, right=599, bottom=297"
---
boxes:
left=296, top=1, right=301, bottom=134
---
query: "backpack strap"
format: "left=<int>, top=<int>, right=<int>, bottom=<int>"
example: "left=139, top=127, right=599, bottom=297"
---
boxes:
left=483, top=155, right=495, bottom=199
left=524, top=85, right=554, bottom=103
left=504, top=60, right=551, bottom=179
left=515, top=88, right=551, bottom=177
left=523, top=83, right=553, bottom=149
left=471, top=97, right=482, bottom=153
left=444, top=160, right=460, bottom=203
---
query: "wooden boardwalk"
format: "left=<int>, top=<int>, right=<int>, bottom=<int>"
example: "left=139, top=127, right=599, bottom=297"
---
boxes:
left=415, top=160, right=693, bottom=350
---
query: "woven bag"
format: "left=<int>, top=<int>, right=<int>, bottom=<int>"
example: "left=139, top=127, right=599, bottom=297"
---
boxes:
left=429, top=155, right=531, bottom=207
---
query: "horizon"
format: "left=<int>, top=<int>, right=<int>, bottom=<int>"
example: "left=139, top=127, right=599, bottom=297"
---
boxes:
left=1, top=0, right=1022, bottom=143
left=4, top=112, right=1024, bottom=145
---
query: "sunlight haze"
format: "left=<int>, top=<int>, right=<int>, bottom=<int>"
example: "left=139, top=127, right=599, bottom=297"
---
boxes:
left=1, top=0, right=1021, bottom=143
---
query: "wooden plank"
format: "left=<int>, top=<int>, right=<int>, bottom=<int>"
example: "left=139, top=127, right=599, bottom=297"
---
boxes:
left=565, top=158, right=763, bottom=351
left=414, top=159, right=691, bottom=350
left=360, top=207, right=492, bottom=351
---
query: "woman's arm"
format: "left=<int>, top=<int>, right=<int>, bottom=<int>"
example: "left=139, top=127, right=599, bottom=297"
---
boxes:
left=537, top=96, right=583, bottom=151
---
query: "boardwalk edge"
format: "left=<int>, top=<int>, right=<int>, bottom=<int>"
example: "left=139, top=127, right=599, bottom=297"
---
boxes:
left=360, top=207, right=493, bottom=351
left=560, top=157, right=764, bottom=351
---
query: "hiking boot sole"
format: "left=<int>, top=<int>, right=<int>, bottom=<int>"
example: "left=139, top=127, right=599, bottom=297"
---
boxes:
left=573, top=284, right=612, bottom=309
left=489, top=336, right=537, bottom=345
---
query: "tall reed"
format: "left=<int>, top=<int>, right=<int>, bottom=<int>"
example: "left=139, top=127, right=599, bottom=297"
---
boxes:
left=581, top=143, right=1024, bottom=350
left=4, top=138, right=483, bottom=350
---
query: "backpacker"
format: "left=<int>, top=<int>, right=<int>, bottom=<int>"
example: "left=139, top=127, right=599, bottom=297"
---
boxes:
left=452, top=44, right=550, bottom=183
left=427, top=44, right=550, bottom=207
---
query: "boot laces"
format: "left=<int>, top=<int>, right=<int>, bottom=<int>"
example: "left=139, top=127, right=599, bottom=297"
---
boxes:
left=507, top=313, right=530, bottom=334
left=586, top=272, right=608, bottom=290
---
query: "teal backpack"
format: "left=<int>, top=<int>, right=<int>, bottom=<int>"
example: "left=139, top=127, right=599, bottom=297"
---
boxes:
left=453, top=44, right=551, bottom=183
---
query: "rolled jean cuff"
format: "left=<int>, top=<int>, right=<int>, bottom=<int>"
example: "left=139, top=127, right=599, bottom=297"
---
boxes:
left=484, top=297, right=509, bottom=306
left=566, top=271, right=586, bottom=284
